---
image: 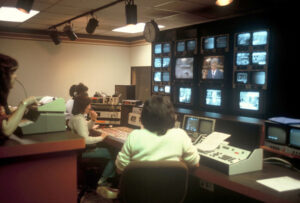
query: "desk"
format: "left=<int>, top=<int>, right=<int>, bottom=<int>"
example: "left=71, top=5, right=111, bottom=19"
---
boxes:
left=104, top=129, right=300, bottom=203
left=0, top=131, right=85, bottom=203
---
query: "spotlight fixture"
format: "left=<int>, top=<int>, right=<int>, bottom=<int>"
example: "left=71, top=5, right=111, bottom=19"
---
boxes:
left=16, top=0, right=34, bottom=13
left=215, top=0, right=233, bottom=6
left=86, top=17, right=99, bottom=34
left=125, top=0, right=137, bottom=25
left=49, top=29, right=61, bottom=45
left=63, top=24, right=78, bottom=41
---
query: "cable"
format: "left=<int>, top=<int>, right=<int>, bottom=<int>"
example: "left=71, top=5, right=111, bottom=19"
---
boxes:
left=15, top=78, right=28, bottom=98
left=264, top=157, right=300, bottom=173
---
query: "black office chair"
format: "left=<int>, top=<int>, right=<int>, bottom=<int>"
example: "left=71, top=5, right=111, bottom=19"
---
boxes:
left=119, top=161, right=189, bottom=203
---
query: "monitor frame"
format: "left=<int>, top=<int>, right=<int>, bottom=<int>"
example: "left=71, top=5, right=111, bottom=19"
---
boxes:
left=199, top=86, right=225, bottom=111
left=182, top=114, right=216, bottom=135
left=200, top=55, right=225, bottom=82
left=173, top=85, right=195, bottom=107
left=201, top=34, right=229, bottom=54
left=264, top=120, right=289, bottom=145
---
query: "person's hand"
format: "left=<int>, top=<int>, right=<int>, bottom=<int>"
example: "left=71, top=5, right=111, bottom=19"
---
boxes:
left=89, top=110, right=98, bottom=121
left=22, top=96, right=38, bottom=107
left=101, top=133, right=109, bottom=139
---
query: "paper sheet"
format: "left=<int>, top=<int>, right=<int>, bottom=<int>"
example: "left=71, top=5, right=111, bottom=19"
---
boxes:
left=257, top=176, right=300, bottom=192
left=195, top=131, right=231, bottom=152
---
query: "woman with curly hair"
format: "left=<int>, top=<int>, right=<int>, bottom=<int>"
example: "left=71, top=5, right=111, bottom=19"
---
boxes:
left=0, top=53, right=37, bottom=144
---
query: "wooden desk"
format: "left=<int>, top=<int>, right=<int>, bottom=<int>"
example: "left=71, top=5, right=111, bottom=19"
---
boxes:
left=104, top=130, right=300, bottom=203
left=0, top=131, right=85, bottom=203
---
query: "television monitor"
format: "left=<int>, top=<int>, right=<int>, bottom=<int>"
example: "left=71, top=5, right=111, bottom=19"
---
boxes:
left=184, top=116, right=199, bottom=133
left=154, top=57, right=162, bottom=68
left=239, top=91, right=260, bottom=111
left=163, top=43, right=171, bottom=53
left=162, top=57, right=170, bottom=68
left=252, top=51, right=267, bottom=65
left=202, top=56, right=224, bottom=79
left=159, top=86, right=164, bottom=92
left=162, top=72, right=170, bottom=82
left=216, top=36, right=227, bottom=48
left=199, top=118, right=216, bottom=134
left=206, top=89, right=222, bottom=106
left=179, top=87, right=192, bottom=104
left=177, top=41, right=185, bottom=52
left=153, top=72, right=161, bottom=82
left=236, top=52, right=250, bottom=66
left=175, top=57, right=194, bottom=79
left=265, top=121, right=288, bottom=145
left=187, top=40, right=196, bottom=52
left=237, top=32, right=251, bottom=46
left=236, top=72, right=248, bottom=84
left=165, top=85, right=171, bottom=94
left=252, top=30, right=268, bottom=46
left=203, top=37, right=214, bottom=50
left=154, top=43, right=162, bottom=54
left=153, top=85, right=159, bottom=92
left=251, top=71, right=266, bottom=85
left=289, top=127, right=300, bottom=148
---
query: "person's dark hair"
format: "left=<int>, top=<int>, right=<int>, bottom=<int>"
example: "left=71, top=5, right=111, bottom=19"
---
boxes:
left=141, top=96, right=175, bottom=135
left=76, top=83, right=88, bottom=97
left=72, top=95, right=91, bottom=115
left=69, top=84, right=77, bottom=98
left=0, top=54, right=18, bottom=106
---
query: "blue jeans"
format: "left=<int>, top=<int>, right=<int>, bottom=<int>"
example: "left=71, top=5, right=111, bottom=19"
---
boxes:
left=82, top=147, right=115, bottom=179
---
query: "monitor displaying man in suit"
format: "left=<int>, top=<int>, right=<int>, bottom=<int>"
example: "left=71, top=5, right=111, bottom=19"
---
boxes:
left=202, top=56, right=224, bottom=79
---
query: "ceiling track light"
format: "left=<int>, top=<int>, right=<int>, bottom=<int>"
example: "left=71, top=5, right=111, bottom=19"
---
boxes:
left=125, top=0, right=137, bottom=25
left=86, top=14, right=99, bottom=34
left=215, top=0, right=234, bottom=6
left=63, top=24, right=78, bottom=41
left=16, top=0, right=34, bottom=13
left=49, top=28, right=61, bottom=45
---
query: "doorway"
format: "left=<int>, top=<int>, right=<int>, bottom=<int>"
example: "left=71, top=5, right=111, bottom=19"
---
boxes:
left=131, top=66, right=151, bottom=102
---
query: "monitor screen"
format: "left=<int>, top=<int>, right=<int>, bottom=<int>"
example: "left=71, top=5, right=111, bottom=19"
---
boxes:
left=252, top=31, right=268, bottom=46
left=203, top=37, right=214, bottom=50
left=236, top=72, right=248, bottom=84
left=159, top=86, right=164, bottom=92
left=289, top=128, right=300, bottom=148
left=216, top=36, right=227, bottom=48
left=177, top=41, right=185, bottom=52
left=165, top=85, right=171, bottom=93
left=153, top=72, right=161, bottom=82
left=175, top=57, right=194, bottom=79
left=202, top=56, right=224, bottom=79
left=163, top=43, right=171, bottom=53
left=162, top=72, right=170, bottom=82
left=199, top=119, right=215, bottom=134
left=239, top=91, right=260, bottom=111
left=154, top=57, right=162, bottom=68
left=184, top=117, right=199, bottom=132
left=154, top=44, right=162, bottom=54
left=266, top=126, right=287, bottom=144
left=162, top=57, right=170, bottom=68
left=153, top=85, right=159, bottom=92
left=252, top=71, right=265, bottom=85
left=252, top=51, right=267, bottom=65
left=187, top=40, right=196, bottom=51
left=237, top=33, right=251, bottom=46
left=179, top=87, right=192, bottom=104
left=236, top=52, right=250, bottom=66
left=206, top=89, right=222, bottom=106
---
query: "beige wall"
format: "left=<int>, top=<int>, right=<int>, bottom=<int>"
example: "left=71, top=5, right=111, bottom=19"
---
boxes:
left=0, top=38, right=151, bottom=105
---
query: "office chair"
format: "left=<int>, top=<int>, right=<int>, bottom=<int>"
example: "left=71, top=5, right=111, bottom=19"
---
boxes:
left=119, top=161, right=189, bottom=203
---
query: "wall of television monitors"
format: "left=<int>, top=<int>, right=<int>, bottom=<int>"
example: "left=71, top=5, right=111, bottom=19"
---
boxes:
left=150, top=27, right=270, bottom=118
left=233, top=30, right=269, bottom=90
left=152, top=42, right=172, bottom=96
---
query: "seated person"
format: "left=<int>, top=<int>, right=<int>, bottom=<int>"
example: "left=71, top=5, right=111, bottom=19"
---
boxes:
left=68, top=95, right=115, bottom=186
left=0, top=53, right=37, bottom=144
left=115, top=95, right=200, bottom=173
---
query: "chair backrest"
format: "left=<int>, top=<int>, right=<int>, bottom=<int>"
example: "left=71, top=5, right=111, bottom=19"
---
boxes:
left=119, top=161, right=189, bottom=203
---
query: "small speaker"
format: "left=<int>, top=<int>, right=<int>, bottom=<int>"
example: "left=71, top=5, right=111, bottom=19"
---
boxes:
left=125, top=4, right=137, bottom=24
left=86, top=18, right=99, bottom=34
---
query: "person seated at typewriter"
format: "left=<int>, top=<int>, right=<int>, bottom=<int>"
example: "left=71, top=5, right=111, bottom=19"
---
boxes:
left=115, top=95, right=200, bottom=173
left=68, top=95, right=116, bottom=186
left=65, top=83, right=88, bottom=122
left=0, top=53, right=38, bottom=145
